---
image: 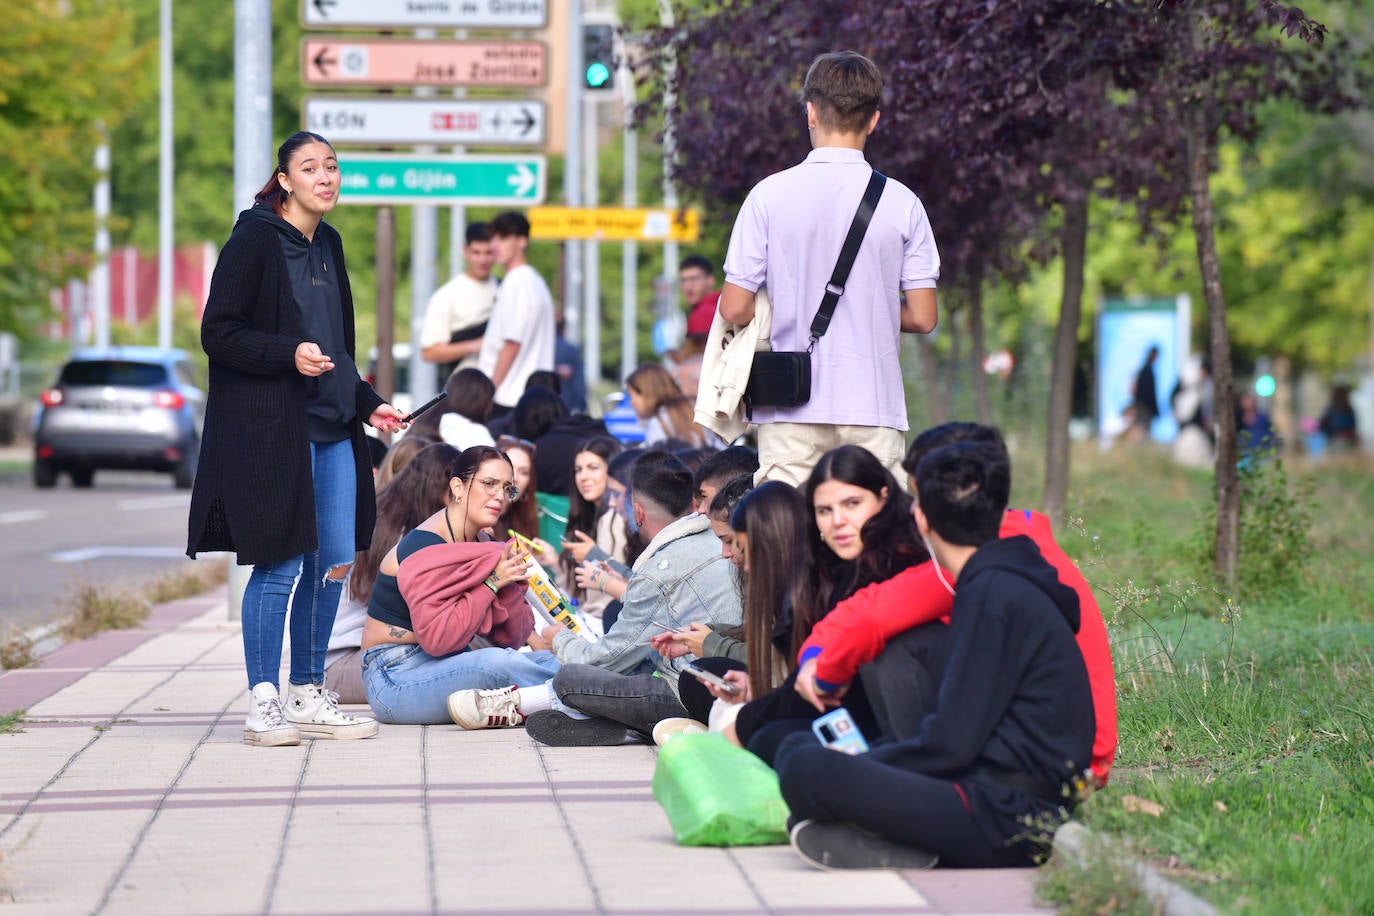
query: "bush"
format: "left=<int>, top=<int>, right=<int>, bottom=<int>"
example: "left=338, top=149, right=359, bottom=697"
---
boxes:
left=1192, top=457, right=1314, bottom=600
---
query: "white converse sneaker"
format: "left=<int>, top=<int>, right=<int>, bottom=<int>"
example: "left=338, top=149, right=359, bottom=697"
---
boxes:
left=283, top=682, right=380, bottom=740
left=651, top=717, right=708, bottom=746
left=244, top=682, right=301, bottom=747
left=447, top=685, right=525, bottom=729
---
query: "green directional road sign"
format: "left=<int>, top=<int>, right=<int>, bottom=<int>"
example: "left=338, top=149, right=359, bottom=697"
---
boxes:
left=336, top=153, right=546, bottom=206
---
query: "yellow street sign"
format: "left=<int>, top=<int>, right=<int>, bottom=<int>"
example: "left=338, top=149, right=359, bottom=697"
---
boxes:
left=528, top=206, right=699, bottom=243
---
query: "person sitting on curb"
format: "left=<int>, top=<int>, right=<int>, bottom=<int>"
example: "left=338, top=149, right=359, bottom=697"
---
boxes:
left=325, top=442, right=460, bottom=704
left=557, top=436, right=626, bottom=621
left=793, top=422, right=1117, bottom=785
left=690, top=445, right=760, bottom=514
left=446, top=451, right=742, bottom=744
left=776, top=440, right=1095, bottom=870
left=649, top=474, right=755, bottom=736
left=359, top=445, right=561, bottom=724
left=721, top=445, right=933, bottom=765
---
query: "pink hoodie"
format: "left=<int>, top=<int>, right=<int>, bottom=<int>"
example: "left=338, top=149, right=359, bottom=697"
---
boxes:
left=397, top=541, right=534, bottom=656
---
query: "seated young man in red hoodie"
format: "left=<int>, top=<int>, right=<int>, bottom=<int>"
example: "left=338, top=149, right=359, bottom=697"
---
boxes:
left=793, top=422, right=1117, bottom=786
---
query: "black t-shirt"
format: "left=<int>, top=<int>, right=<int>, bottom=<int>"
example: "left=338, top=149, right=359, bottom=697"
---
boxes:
left=366, top=529, right=444, bottom=631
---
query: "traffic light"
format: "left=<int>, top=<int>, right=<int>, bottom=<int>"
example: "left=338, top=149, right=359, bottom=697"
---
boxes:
left=583, top=23, right=615, bottom=92
left=1254, top=356, right=1276, bottom=399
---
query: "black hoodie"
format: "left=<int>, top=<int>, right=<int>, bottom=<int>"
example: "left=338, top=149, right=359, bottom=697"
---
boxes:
left=237, top=205, right=357, bottom=442
left=866, top=535, right=1095, bottom=802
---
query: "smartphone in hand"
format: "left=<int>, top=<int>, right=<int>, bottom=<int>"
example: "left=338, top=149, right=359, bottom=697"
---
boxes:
left=401, top=390, right=448, bottom=423
left=682, top=662, right=740, bottom=695
left=811, top=707, right=869, bottom=755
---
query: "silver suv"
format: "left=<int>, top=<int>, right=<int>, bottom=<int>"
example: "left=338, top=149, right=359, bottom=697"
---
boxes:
left=32, top=347, right=205, bottom=489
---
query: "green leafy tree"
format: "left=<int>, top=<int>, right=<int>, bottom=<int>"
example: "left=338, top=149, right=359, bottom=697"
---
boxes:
left=0, top=0, right=148, bottom=336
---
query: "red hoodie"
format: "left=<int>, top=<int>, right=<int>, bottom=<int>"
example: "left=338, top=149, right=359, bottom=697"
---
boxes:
left=798, top=508, right=1117, bottom=784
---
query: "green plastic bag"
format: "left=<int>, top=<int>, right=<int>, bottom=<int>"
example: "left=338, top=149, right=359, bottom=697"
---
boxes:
left=651, top=732, right=790, bottom=846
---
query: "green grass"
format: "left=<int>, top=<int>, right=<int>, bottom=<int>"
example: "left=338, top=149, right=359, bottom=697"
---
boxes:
left=0, top=709, right=24, bottom=735
left=1037, top=446, right=1374, bottom=914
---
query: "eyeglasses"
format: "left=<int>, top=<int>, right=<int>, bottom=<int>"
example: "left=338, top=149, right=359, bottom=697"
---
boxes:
left=496, top=436, right=536, bottom=452
left=472, top=476, right=520, bottom=502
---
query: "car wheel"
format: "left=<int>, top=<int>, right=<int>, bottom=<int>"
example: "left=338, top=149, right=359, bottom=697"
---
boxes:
left=174, top=440, right=198, bottom=490
left=70, top=467, right=95, bottom=488
left=33, top=459, right=57, bottom=489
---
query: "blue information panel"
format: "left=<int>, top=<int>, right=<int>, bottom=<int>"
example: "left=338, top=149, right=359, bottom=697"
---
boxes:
left=1097, top=297, right=1189, bottom=443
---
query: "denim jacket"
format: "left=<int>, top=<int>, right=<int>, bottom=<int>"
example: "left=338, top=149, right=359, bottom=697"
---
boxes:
left=551, top=513, right=742, bottom=688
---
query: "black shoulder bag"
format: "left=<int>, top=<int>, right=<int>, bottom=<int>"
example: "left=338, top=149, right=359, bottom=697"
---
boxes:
left=743, top=170, right=887, bottom=416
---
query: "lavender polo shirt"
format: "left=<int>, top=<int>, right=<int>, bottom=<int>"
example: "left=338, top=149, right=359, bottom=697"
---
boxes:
left=723, top=148, right=940, bottom=430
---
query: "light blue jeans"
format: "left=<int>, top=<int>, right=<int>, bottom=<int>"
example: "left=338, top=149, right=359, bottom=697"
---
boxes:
left=362, top=645, right=562, bottom=725
left=241, top=438, right=356, bottom=689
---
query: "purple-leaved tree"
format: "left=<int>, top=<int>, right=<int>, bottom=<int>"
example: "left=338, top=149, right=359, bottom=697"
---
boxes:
left=640, top=0, right=1361, bottom=583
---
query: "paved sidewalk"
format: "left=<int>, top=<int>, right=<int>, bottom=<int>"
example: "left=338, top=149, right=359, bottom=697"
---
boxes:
left=0, top=588, right=1052, bottom=915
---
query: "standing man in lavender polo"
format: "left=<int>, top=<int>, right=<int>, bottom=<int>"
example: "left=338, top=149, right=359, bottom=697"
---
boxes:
left=719, top=51, right=940, bottom=486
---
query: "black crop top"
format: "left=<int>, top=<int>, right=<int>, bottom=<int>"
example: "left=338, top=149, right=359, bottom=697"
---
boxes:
left=367, top=529, right=445, bottom=631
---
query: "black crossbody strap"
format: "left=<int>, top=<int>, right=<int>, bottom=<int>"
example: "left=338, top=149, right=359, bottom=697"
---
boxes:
left=808, top=170, right=887, bottom=347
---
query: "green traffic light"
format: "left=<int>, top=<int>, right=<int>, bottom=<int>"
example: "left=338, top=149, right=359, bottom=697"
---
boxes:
left=1255, top=375, right=1276, bottom=398
left=586, top=62, right=611, bottom=88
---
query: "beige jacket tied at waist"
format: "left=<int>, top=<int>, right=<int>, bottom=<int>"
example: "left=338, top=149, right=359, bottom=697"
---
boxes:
left=693, top=286, right=773, bottom=443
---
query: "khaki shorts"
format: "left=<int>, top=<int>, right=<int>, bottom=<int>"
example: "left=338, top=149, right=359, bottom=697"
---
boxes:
left=755, top=423, right=907, bottom=489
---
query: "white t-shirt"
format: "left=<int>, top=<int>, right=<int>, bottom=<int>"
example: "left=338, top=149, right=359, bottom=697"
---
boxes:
left=438, top=412, right=496, bottom=450
left=477, top=263, right=556, bottom=408
left=419, top=273, right=498, bottom=370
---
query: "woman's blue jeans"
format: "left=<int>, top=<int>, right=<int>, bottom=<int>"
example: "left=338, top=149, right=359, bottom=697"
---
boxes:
left=241, top=439, right=355, bottom=689
left=362, top=645, right=561, bottom=725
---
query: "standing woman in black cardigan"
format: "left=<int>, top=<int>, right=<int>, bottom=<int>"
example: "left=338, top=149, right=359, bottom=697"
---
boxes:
left=187, top=131, right=408, bottom=747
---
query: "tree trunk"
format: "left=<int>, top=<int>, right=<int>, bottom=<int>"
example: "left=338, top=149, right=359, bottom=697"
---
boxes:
left=967, top=264, right=993, bottom=426
left=1186, top=110, right=1239, bottom=587
left=916, top=334, right=947, bottom=425
left=946, top=303, right=962, bottom=417
left=1043, top=191, right=1088, bottom=526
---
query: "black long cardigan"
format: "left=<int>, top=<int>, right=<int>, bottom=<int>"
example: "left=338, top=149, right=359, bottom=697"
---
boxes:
left=186, top=217, right=384, bottom=566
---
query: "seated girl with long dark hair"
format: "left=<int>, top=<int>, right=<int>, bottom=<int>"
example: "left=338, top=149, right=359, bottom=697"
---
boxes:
left=648, top=477, right=802, bottom=741
left=710, top=445, right=934, bottom=762
left=360, top=445, right=561, bottom=724
left=557, top=437, right=624, bottom=620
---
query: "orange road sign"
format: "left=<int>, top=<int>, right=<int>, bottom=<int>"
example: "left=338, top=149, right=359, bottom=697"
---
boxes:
left=302, top=38, right=546, bottom=88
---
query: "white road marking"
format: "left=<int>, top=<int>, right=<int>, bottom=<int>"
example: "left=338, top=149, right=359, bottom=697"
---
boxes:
left=51, top=546, right=188, bottom=563
left=116, top=496, right=191, bottom=511
left=0, top=510, right=48, bottom=525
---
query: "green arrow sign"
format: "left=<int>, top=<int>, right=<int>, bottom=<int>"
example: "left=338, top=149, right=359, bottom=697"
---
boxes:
left=336, top=154, right=546, bottom=206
